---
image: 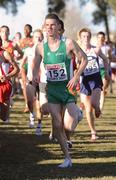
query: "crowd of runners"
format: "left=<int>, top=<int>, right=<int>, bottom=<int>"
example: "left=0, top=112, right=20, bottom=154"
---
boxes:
left=0, top=13, right=116, bottom=168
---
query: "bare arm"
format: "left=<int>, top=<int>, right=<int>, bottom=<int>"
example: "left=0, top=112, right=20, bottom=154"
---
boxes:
left=97, top=48, right=109, bottom=72
left=14, top=43, right=24, bottom=60
left=32, top=45, right=42, bottom=81
left=20, top=53, right=27, bottom=72
left=2, top=51, right=19, bottom=81
left=66, top=39, right=88, bottom=88
left=96, top=48, right=110, bottom=81
left=73, top=40, right=87, bottom=75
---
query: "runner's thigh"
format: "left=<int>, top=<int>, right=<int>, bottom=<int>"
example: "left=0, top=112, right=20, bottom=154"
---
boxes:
left=26, top=84, right=35, bottom=102
left=63, top=103, right=79, bottom=131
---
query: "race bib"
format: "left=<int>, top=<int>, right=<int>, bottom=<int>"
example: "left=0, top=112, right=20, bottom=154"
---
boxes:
left=46, top=62, right=68, bottom=82
left=84, top=56, right=99, bottom=76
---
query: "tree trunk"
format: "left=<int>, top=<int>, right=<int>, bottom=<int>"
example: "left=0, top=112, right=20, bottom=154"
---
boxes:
left=104, top=15, right=110, bottom=42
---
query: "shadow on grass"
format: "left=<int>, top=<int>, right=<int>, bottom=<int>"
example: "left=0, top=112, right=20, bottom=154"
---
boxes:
left=74, top=130, right=116, bottom=142
left=0, top=129, right=116, bottom=180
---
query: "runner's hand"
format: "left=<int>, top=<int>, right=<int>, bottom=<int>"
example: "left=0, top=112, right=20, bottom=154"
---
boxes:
left=0, top=75, right=6, bottom=82
left=67, top=76, right=78, bottom=89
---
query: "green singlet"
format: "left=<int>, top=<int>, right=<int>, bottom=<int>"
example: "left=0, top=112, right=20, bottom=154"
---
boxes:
left=22, top=46, right=29, bottom=71
left=100, top=67, right=105, bottom=79
left=43, top=40, right=76, bottom=104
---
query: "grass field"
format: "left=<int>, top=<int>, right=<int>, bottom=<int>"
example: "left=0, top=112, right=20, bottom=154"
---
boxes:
left=0, top=84, right=116, bottom=180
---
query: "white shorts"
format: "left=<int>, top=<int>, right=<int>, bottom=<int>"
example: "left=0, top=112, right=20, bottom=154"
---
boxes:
left=39, top=91, right=48, bottom=107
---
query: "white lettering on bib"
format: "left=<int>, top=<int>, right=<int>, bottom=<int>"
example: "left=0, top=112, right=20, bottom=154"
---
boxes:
left=46, top=62, right=68, bottom=81
left=84, top=56, right=99, bottom=76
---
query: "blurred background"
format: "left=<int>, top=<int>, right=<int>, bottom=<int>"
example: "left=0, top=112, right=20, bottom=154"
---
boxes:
left=0, top=0, right=115, bottom=42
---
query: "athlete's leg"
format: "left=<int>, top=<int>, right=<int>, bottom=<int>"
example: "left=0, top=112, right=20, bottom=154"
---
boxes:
left=91, top=88, right=101, bottom=118
left=26, top=83, right=36, bottom=127
left=35, top=91, right=45, bottom=136
left=63, top=102, right=83, bottom=131
left=49, top=103, right=71, bottom=160
left=36, top=90, right=50, bottom=136
left=80, top=93, right=96, bottom=136
left=39, top=91, right=49, bottom=115
left=63, top=102, right=83, bottom=148
left=26, top=83, right=35, bottom=112
left=0, top=100, right=10, bottom=123
left=21, top=68, right=28, bottom=112
left=100, top=77, right=110, bottom=111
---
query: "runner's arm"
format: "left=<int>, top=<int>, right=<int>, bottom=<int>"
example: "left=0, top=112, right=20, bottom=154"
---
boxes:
left=98, top=49, right=109, bottom=72
left=32, top=45, right=42, bottom=81
left=20, top=53, right=27, bottom=71
left=98, top=49, right=110, bottom=81
left=66, top=39, right=87, bottom=89
left=14, top=43, right=24, bottom=60
left=3, top=51, right=19, bottom=80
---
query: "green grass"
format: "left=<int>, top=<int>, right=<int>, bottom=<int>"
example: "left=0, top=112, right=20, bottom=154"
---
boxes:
left=0, top=86, right=116, bottom=180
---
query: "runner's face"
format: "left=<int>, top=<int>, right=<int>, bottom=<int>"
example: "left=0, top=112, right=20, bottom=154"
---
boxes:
left=97, top=34, right=105, bottom=45
left=45, top=19, right=59, bottom=37
left=0, top=27, right=9, bottom=41
left=80, top=32, right=91, bottom=46
left=24, top=26, right=32, bottom=37
left=15, top=33, right=21, bottom=41
left=33, top=32, right=43, bottom=44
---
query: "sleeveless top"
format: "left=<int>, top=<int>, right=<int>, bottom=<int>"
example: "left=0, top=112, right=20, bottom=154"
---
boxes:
left=40, top=60, right=47, bottom=83
left=2, top=40, right=14, bottom=56
left=43, top=40, right=73, bottom=83
left=83, top=46, right=100, bottom=76
left=98, top=44, right=110, bottom=68
left=0, top=49, right=11, bottom=84
left=24, top=44, right=36, bottom=81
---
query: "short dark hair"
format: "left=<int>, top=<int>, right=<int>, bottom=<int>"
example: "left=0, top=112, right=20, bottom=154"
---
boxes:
left=1, top=25, right=10, bottom=33
left=45, top=13, right=60, bottom=22
left=0, top=37, right=2, bottom=46
left=59, top=19, right=64, bottom=30
left=79, top=28, right=91, bottom=38
left=16, top=32, right=22, bottom=38
left=97, top=31, right=105, bottom=37
left=24, top=24, right=32, bottom=32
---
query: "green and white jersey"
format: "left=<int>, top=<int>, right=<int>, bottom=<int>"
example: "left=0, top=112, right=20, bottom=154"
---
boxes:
left=43, top=40, right=73, bottom=83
